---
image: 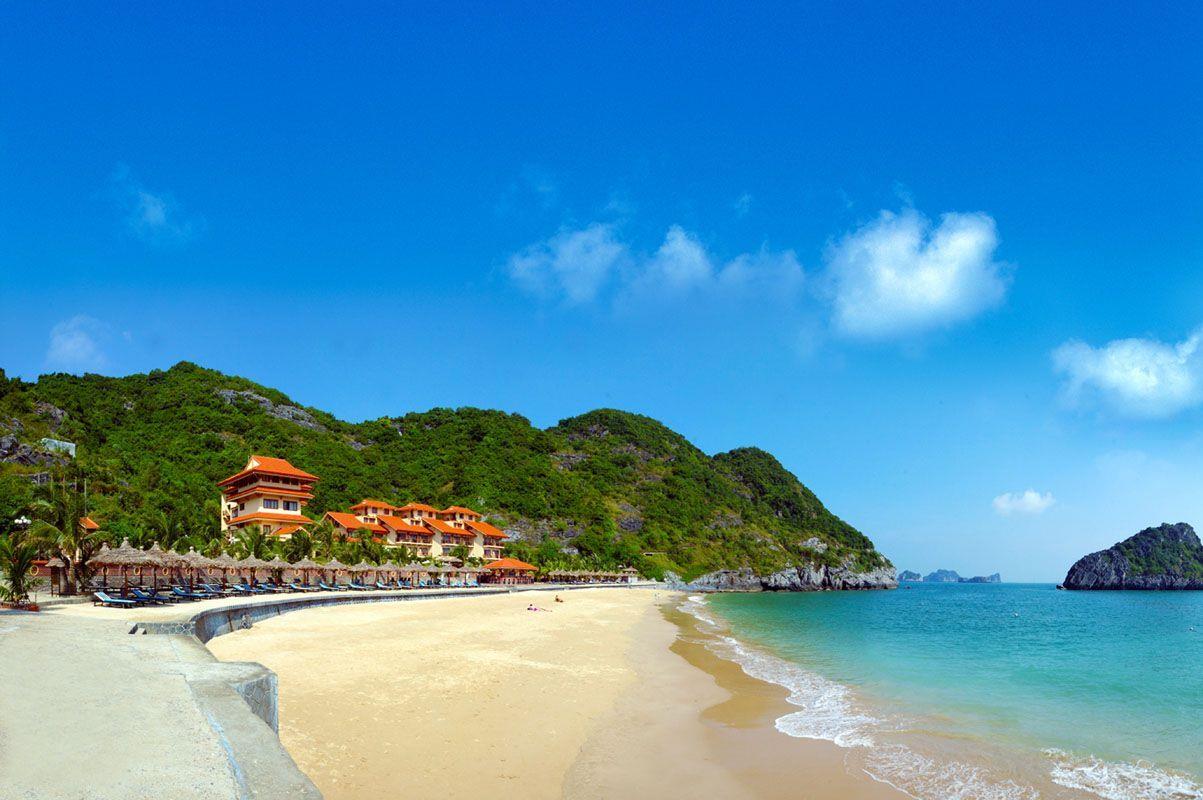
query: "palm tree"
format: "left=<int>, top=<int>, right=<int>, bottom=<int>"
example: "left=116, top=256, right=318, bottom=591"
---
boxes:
left=283, top=529, right=315, bottom=562
left=309, top=519, right=335, bottom=560
left=233, top=526, right=271, bottom=559
left=0, top=529, right=39, bottom=606
left=28, top=478, right=101, bottom=595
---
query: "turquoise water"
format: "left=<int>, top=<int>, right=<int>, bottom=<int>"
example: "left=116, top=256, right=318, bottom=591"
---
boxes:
left=695, top=584, right=1203, bottom=799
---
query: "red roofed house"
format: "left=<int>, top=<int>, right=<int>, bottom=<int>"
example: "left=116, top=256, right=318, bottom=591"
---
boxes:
left=218, top=455, right=317, bottom=538
left=464, top=519, right=507, bottom=561
left=324, top=511, right=386, bottom=543
left=480, top=557, right=537, bottom=585
left=437, top=506, right=482, bottom=528
left=349, top=499, right=398, bottom=523
left=376, top=514, right=436, bottom=557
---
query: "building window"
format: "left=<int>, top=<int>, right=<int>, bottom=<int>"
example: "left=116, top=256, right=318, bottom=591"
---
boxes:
left=264, top=499, right=280, bottom=509
left=283, top=500, right=298, bottom=511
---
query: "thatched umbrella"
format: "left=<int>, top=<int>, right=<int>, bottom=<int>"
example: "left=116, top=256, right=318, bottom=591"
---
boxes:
left=239, top=555, right=272, bottom=584
left=90, top=538, right=159, bottom=589
left=209, top=552, right=240, bottom=584
left=146, top=542, right=185, bottom=588
left=350, top=560, right=377, bottom=583
left=291, top=557, right=321, bottom=585
left=266, top=556, right=290, bottom=583
left=179, top=548, right=213, bottom=588
left=323, top=557, right=349, bottom=583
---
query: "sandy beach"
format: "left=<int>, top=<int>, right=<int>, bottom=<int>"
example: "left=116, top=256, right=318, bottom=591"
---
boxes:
left=208, top=588, right=906, bottom=799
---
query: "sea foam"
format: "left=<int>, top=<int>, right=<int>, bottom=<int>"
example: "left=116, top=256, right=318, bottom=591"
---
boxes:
left=1047, top=750, right=1203, bottom=800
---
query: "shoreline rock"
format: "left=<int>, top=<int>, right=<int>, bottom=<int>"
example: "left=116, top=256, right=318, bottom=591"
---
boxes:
left=669, top=562, right=898, bottom=592
left=1063, top=522, right=1203, bottom=590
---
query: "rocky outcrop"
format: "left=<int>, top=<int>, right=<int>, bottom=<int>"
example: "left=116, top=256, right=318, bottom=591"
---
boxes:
left=924, top=569, right=962, bottom=582
left=962, top=573, right=1001, bottom=584
left=683, top=561, right=897, bottom=592
left=0, top=435, right=68, bottom=467
left=1063, top=522, right=1203, bottom=590
left=216, top=390, right=325, bottom=431
left=897, top=570, right=922, bottom=582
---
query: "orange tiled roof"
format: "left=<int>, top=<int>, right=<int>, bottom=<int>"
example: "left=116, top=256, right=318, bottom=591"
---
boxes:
left=440, top=505, right=481, bottom=516
left=218, top=455, right=319, bottom=487
left=376, top=515, right=434, bottom=536
left=422, top=517, right=467, bottom=535
left=324, top=512, right=385, bottom=533
left=397, top=502, right=439, bottom=513
left=225, top=485, right=314, bottom=502
left=482, top=557, right=537, bottom=572
left=79, top=516, right=100, bottom=531
left=272, top=524, right=303, bottom=537
left=227, top=511, right=314, bottom=526
left=350, top=499, right=398, bottom=512
left=465, top=520, right=506, bottom=539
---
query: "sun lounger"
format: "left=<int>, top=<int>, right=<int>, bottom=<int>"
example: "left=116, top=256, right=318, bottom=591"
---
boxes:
left=375, top=580, right=392, bottom=590
left=318, top=581, right=344, bottom=592
left=347, top=581, right=371, bottom=591
left=288, top=581, right=319, bottom=592
left=93, top=591, right=138, bottom=608
left=171, top=586, right=207, bottom=601
left=130, top=587, right=174, bottom=604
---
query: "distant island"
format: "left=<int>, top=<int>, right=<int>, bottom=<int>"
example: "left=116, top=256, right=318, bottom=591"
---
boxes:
left=1062, top=522, right=1203, bottom=590
left=898, top=569, right=1001, bottom=583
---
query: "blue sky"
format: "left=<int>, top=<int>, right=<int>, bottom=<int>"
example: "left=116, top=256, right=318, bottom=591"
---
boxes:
left=2, top=3, right=1201, bottom=581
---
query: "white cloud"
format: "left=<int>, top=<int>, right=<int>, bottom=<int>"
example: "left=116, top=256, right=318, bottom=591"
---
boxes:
left=637, top=226, right=715, bottom=293
left=507, top=223, right=629, bottom=304
left=1052, top=329, right=1203, bottom=418
left=993, top=490, right=1056, bottom=516
left=110, top=165, right=202, bottom=245
left=825, top=209, right=1008, bottom=339
left=45, top=316, right=110, bottom=373
left=510, top=223, right=805, bottom=308
left=733, top=192, right=753, bottom=218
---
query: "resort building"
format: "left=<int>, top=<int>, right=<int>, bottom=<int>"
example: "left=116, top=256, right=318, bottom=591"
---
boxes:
left=218, top=455, right=317, bottom=538
left=336, top=498, right=507, bottom=562
left=377, top=515, right=436, bottom=556
left=348, top=499, right=398, bottom=523
left=324, top=511, right=386, bottom=542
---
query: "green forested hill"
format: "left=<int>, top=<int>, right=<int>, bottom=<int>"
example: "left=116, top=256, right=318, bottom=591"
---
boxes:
left=0, top=362, right=888, bottom=579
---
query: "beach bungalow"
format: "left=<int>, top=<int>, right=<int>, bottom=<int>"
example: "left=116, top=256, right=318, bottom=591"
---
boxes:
left=480, top=557, right=537, bottom=585
left=218, top=455, right=317, bottom=537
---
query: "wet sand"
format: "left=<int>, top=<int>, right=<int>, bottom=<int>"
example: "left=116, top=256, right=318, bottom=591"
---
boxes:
left=209, top=588, right=906, bottom=799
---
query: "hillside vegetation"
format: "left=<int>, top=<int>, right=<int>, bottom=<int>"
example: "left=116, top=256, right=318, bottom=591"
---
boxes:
left=0, top=362, right=889, bottom=580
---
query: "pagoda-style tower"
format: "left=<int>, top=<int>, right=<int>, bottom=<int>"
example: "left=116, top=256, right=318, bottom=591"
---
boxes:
left=217, top=455, right=317, bottom=538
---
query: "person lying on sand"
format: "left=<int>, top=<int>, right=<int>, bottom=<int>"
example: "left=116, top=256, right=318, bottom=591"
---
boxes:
left=527, top=603, right=551, bottom=612
left=554, top=595, right=564, bottom=603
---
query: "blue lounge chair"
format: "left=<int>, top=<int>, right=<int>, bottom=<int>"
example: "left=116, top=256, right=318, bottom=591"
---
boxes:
left=348, top=581, right=371, bottom=591
left=171, top=586, right=207, bottom=601
left=130, top=587, right=173, bottom=604
left=375, top=580, right=392, bottom=590
left=318, top=581, right=343, bottom=592
left=93, top=591, right=138, bottom=607
left=288, top=581, right=318, bottom=592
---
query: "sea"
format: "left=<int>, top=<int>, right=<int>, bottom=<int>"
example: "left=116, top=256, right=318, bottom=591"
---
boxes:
left=682, top=583, right=1203, bottom=800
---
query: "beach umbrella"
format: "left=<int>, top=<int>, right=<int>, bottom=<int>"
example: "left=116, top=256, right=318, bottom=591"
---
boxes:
left=209, top=552, right=240, bottom=583
left=146, top=542, right=184, bottom=588
left=239, top=555, right=271, bottom=584
left=291, top=557, right=321, bottom=584
left=350, top=560, right=377, bottom=581
left=91, top=538, right=155, bottom=588
left=323, top=557, right=349, bottom=581
left=265, top=556, right=290, bottom=582
left=180, top=548, right=213, bottom=587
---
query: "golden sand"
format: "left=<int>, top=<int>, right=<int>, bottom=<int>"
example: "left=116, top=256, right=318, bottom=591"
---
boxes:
left=208, top=589, right=905, bottom=799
